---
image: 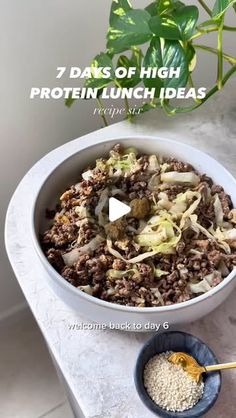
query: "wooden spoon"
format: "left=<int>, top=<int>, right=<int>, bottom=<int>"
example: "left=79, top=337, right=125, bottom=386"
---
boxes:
left=168, top=352, right=236, bottom=383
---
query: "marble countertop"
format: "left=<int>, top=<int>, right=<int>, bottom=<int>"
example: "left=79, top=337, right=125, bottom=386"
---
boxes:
left=5, top=82, right=236, bottom=418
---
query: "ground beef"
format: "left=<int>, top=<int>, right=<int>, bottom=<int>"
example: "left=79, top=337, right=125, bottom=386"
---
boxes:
left=207, top=250, right=223, bottom=267
left=112, top=259, right=126, bottom=270
left=166, top=158, right=194, bottom=172
left=164, top=184, right=190, bottom=200
left=61, top=266, right=83, bottom=286
left=78, top=222, right=98, bottom=245
left=46, top=248, right=64, bottom=271
left=211, top=184, right=223, bottom=194
left=43, top=223, right=78, bottom=247
left=218, top=191, right=233, bottom=217
left=41, top=144, right=236, bottom=308
left=200, top=174, right=213, bottom=187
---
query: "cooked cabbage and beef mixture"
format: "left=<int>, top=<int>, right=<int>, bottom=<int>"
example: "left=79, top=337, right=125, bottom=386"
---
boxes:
left=41, top=144, right=236, bottom=307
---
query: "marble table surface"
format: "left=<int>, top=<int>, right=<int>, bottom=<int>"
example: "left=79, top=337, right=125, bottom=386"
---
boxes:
left=5, top=82, right=236, bottom=418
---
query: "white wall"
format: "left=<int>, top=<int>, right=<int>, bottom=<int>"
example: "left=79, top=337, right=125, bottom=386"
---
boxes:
left=1, top=0, right=235, bottom=316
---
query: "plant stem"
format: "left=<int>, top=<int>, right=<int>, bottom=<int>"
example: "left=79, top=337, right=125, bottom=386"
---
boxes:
left=223, top=25, right=236, bottom=31
left=162, top=65, right=236, bottom=114
left=188, top=73, right=194, bottom=88
left=222, top=63, right=236, bottom=84
left=124, top=96, right=131, bottom=120
left=194, top=44, right=236, bottom=65
left=188, top=73, right=202, bottom=104
left=191, top=26, right=218, bottom=40
left=115, top=79, right=131, bottom=121
left=96, top=97, right=108, bottom=127
left=217, top=18, right=224, bottom=89
left=197, top=0, right=212, bottom=16
left=150, top=97, right=157, bottom=107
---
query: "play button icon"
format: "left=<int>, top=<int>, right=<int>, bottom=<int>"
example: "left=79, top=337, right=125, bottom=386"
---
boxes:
left=109, top=197, right=131, bottom=222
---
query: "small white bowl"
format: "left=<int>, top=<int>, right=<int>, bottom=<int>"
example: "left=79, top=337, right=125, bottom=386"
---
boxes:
left=31, top=136, right=236, bottom=331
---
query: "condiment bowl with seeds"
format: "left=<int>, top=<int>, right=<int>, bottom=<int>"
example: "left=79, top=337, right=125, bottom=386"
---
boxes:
left=134, top=331, right=221, bottom=417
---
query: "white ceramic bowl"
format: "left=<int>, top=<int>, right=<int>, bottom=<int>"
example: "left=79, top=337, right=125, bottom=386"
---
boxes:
left=32, top=136, right=236, bottom=330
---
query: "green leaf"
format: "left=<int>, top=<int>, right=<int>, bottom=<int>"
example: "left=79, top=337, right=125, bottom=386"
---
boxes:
left=174, top=6, right=199, bottom=40
left=149, top=15, right=181, bottom=39
left=85, top=52, right=114, bottom=90
left=158, top=0, right=184, bottom=15
left=145, top=1, right=159, bottom=16
left=198, top=19, right=216, bottom=28
left=212, top=0, right=236, bottom=18
left=143, top=37, right=189, bottom=96
left=186, top=43, right=196, bottom=72
left=143, top=38, right=163, bottom=96
left=110, top=0, right=132, bottom=25
left=116, top=48, right=143, bottom=88
left=149, top=5, right=199, bottom=41
left=139, top=102, right=157, bottom=113
left=158, top=0, right=173, bottom=14
left=107, top=9, right=153, bottom=54
left=162, top=40, right=189, bottom=88
left=65, top=94, right=76, bottom=108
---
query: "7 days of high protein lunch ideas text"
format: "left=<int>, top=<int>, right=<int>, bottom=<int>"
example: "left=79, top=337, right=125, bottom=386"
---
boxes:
left=30, top=67, right=206, bottom=100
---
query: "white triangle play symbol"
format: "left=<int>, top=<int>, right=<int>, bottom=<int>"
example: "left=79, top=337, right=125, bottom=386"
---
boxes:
left=109, top=197, right=131, bottom=222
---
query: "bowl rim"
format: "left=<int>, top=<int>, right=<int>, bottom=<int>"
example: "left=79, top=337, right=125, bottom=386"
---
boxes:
left=31, top=134, right=236, bottom=313
left=134, top=330, right=222, bottom=418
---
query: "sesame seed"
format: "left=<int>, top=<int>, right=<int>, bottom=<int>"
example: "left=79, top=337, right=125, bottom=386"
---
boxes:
left=143, top=351, right=204, bottom=412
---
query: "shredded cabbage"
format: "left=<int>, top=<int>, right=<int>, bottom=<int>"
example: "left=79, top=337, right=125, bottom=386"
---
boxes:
left=74, top=206, right=91, bottom=219
left=208, top=225, right=231, bottom=253
left=154, top=192, right=172, bottom=211
left=82, top=170, right=93, bottom=181
left=148, top=173, right=160, bottom=191
left=137, top=217, right=179, bottom=240
left=79, top=285, right=93, bottom=295
left=95, top=188, right=108, bottom=217
left=161, top=171, right=200, bottom=186
left=95, top=159, right=107, bottom=172
left=160, top=163, right=171, bottom=172
left=179, top=192, right=202, bottom=228
left=111, top=188, right=127, bottom=197
left=63, top=235, right=104, bottom=266
left=76, top=217, right=94, bottom=228
left=213, top=194, right=224, bottom=226
left=189, top=271, right=221, bottom=294
left=189, top=279, right=212, bottom=294
left=147, top=155, right=160, bottom=172
left=135, top=216, right=181, bottom=255
left=154, top=268, right=169, bottom=278
left=225, top=229, right=236, bottom=240
left=152, top=237, right=180, bottom=254
left=170, top=201, right=187, bottom=215
left=187, top=215, right=212, bottom=238
left=106, top=268, right=139, bottom=280
left=136, top=218, right=175, bottom=247
left=106, top=151, right=140, bottom=175
left=107, top=239, right=157, bottom=263
left=218, top=260, right=230, bottom=277
left=150, top=288, right=165, bottom=306
left=62, top=248, right=80, bottom=267
left=98, top=212, right=108, bottom=227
